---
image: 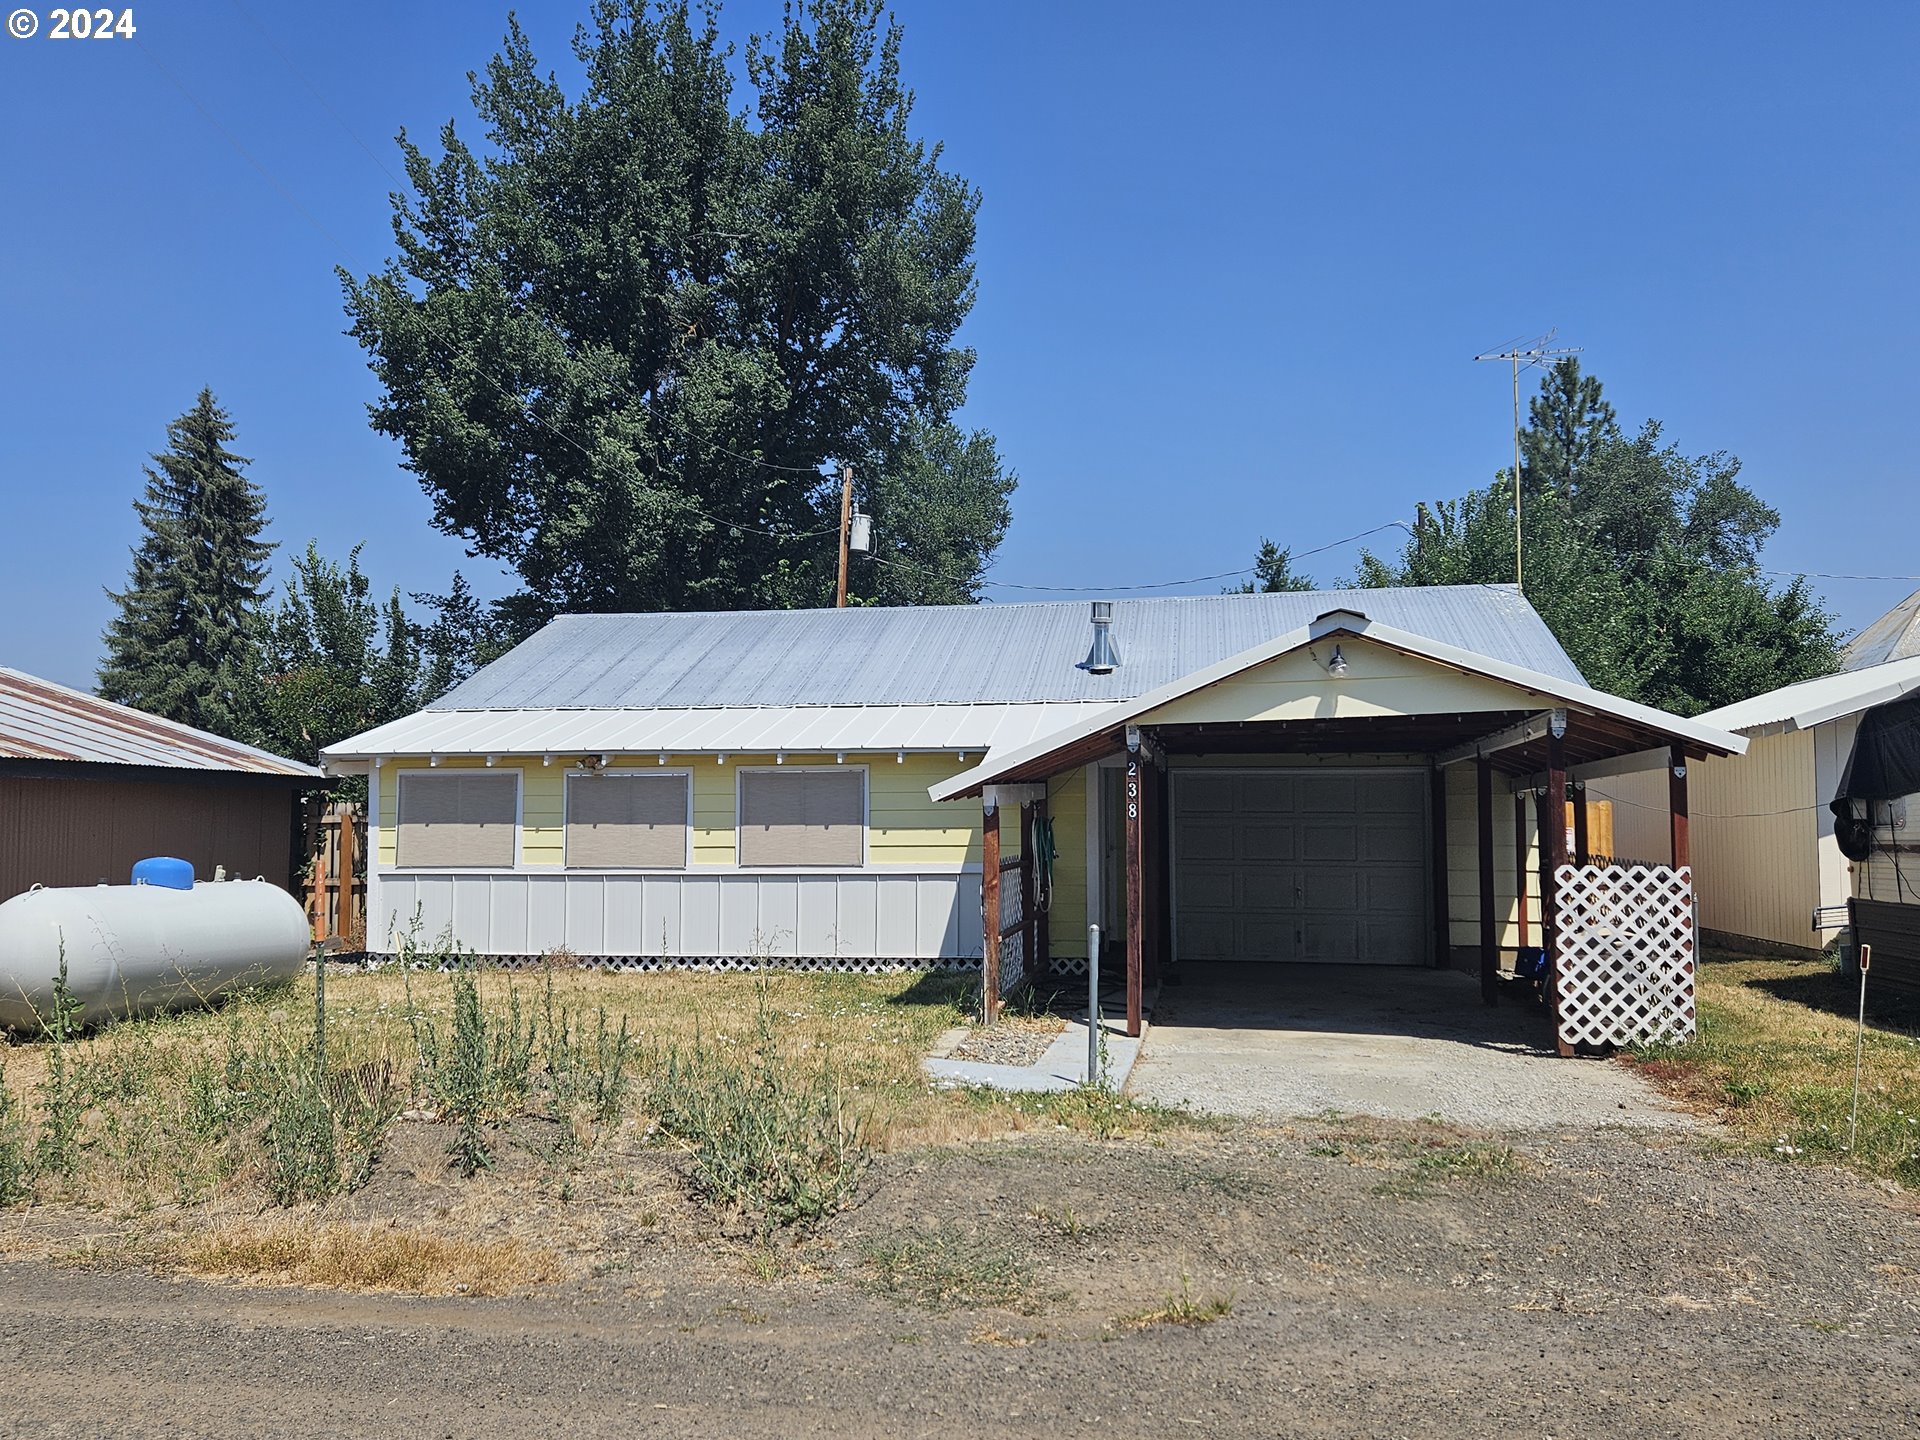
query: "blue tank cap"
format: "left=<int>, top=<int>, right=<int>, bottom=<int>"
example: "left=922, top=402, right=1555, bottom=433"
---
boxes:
left=131, top=856, right=194, bottom=890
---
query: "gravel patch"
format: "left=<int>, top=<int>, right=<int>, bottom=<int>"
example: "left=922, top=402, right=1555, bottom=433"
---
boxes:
left=945, top=1021, right=1065, bottom=1067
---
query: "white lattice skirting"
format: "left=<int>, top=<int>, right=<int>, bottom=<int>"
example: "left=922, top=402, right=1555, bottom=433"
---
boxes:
left=357, top=953, right=981, bottom=976
left=1553, top=863, right=1697, bottom=1048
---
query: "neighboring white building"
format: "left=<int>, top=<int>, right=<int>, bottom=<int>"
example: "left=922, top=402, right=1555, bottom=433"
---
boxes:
left=1663, top=649, right=1920, bottom=957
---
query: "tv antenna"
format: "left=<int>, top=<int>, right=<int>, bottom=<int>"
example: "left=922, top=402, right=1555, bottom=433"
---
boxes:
left=1473, top=331, right=1582, bottom=591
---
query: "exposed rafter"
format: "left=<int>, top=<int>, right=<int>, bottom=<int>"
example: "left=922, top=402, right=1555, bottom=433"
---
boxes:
left=1435, top=709, right=1567, bottom=768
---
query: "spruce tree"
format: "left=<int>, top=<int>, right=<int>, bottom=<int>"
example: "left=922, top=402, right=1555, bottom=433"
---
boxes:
left=98, top=390, right=274, bottom=740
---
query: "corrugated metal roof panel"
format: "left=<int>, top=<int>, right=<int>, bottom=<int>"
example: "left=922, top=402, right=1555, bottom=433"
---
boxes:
left=427, top=584, right=1582, bottom=713
left=1842, top=588, right=1920, bottom=671
left=324, top=702, right=1113, bottom=762
left=1696, top=655, right=1920, bottom=735
left=0, top=668, right=322, bottom=777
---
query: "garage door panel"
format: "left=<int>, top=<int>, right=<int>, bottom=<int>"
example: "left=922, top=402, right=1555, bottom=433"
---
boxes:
left=1177, top=866, right=1236, bottom=909
left=1301, top=822, right=1358, bottom=863
left=1361, top=822, right=1425, bottom=864
left=1240, top=823, right=1296, bottom=862
left=1297, top=774, right=1356, bottom=813
left=1174, top=769, right=1428, bottom=966
left=1181, top=821, right=1239, bottom=862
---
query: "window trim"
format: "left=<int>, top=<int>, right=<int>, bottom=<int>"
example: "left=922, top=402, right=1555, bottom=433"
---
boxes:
left=734, top=764, right=870, bottom=870
left=563, top=767, right=693, bottom=871
left=392, top=766, right=523, bottom=871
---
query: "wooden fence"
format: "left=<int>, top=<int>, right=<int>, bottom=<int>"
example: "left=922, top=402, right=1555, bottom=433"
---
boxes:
left=303, top=801, right=366, bottom=948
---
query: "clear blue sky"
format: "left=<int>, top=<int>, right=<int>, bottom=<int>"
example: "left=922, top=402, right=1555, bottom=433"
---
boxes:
left=3, top=1, right=1915, bottom=691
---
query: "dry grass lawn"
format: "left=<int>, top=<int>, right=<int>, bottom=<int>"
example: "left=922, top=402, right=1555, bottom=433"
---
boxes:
left=167, top=1218, right=563, bottom=1295
left=1627, top=951, right=1920, bottom=1185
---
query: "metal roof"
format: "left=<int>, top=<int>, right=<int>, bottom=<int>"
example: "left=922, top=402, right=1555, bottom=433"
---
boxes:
left=931, top=610, right=1746, bottom=802
left=0, top=667, right=321, bottom=777
left=1695, top=655, right=1920, bottom=736
left=323, top=701, right=1110, bottom=763
left=427, top=585, right=1583, bottom=712
left=1843, top=588, right=1920, bottom=671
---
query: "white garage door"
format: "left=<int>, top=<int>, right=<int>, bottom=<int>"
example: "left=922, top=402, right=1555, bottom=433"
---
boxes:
left=1173, top=768, right=1429, bottom=965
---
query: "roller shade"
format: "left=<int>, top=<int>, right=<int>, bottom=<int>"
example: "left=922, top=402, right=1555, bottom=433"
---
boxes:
left=566, top=773, right=689, bottom=868
left=738, top=769, right=864, bottom=867
left=396, top=772, right=516, bottom=868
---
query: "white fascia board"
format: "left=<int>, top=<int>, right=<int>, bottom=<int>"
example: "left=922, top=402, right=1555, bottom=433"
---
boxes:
left=928, top=614, right=1747, bottom=804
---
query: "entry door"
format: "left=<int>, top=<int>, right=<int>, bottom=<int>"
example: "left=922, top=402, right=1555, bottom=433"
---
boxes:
left=1173, top=768, right=1429, bottom=964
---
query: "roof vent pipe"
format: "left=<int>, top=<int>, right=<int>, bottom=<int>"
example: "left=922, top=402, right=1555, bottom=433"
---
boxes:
left=1080, top=600, right=1121, bottom=674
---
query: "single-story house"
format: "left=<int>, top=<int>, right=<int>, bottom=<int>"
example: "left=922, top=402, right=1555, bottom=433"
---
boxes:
left=1601, top=591, right=1920, bottom=969
left=0, top=666, right=325, bottom=900
left=322, top=586, right=1742, bottom=1052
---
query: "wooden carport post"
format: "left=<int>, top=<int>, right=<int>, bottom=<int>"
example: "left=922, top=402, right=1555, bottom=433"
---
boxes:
left=1537, top=722, right=1573, bottom=1056
left=1476, top=756, right=1498, bottom=1005
left=1428, top=765, right=1450, bottom=968
left=1668, top=746, right=1690, bottom=869
left=1572, top=782, right=1591, bottom=866
left=980, top=796, right=1001, bottom=1023
left=1124, top=729, right=1145, bottom=1037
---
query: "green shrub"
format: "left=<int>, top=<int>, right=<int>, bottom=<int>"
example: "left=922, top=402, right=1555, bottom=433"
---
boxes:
left=34, top=947, right=87, bottom=1180
left=409, top=960, right=535, bottom=1175
left=0, top=1058, right=30, bottom=1206
left=649, top=987, right=870, bottom=1233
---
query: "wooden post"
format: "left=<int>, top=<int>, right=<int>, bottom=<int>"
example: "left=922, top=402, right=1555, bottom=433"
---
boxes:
left=310, top=810, right=330, bottom=943
left=1125, top=743, right=1145, bottom=1037
left=1514, top=791, right=1530, bottom=955
left=1148, top=758, right=1170, bottom=986
left=1031, top=800, right=1051, bottom=978
left=1019, top=801, right=1037, bottom=990
left=335, top=802, right=356, bottom=944
left=1428, top=765, right=1450, bottom=968
left=1669, top=745, right=1690, bottom=870
left=834, top=464, right=853, bottom=608
left=1540, top=727, right=1572, bottom=1056
left=1476, top=756, right=1497, bottom=1005
left=1572, top=783, right=1590, bottom=867
left=981, top=798, right=1001, bottom=1022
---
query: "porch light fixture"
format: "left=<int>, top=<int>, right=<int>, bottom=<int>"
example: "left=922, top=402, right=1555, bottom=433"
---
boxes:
left=657, top=752, right=668, bottom=765
left=484, top=755, right=497, bottom=767
left=776, top=751, right=786, bottom=765
left=835, top=751, right=845, bottom=764
left=896, top=750, right=906, bottom=764
left=541, top=754, right=554, bottom=767
left=428, top=754, right=441, bottom=767
left=717, top=753, right=728, bottom=765
left=1326, top=645, right=1349, bottom=678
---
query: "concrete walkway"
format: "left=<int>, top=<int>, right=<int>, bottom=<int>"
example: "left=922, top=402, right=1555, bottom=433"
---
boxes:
left=1126, top=964, right=1695, bottom=1130
left=924, top=1012, right=1145, bottom=1094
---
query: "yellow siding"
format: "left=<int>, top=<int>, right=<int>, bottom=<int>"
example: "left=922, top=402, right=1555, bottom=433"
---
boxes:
left=1046, top=766, right=1089, bottom=952
left=1589, top=769, right=1671, bottom=866
left=1142, top=636, right=1554, bottom=727
left=1444, top=762, right=1540, bottom=954
left=1688, top=731, right=1820, bottom=950
left=377, top=752, right=982, bottom=869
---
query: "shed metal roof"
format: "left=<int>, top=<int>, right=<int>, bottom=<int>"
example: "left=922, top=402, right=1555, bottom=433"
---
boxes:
left=1843, top=588, right=1920, bottom=671
left=426, top=585, right=1583, bottom=713
left=0, top=667, right=322, bottom=777
left=323, top=701, right=1109, bottom=763
left=1695, top=655, right=1920, bottom=736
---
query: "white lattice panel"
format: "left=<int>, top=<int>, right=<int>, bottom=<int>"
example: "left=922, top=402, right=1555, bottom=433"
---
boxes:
left=1553, top=863, right=1696, bottom=1047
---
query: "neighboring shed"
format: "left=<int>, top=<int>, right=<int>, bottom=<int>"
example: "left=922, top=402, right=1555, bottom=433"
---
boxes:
left=1843, top=587, right=1920, bottom=671
left=0, top=667, right=324, bottom=900
left=1662, top=653, right=1920, bottom=957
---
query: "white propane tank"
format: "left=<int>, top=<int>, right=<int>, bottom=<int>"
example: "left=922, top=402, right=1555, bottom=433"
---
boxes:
left=0, top=879, right=310, bottom=1031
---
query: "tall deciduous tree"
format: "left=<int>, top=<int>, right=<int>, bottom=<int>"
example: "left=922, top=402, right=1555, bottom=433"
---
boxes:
left=99, top=390, right=274, bottom=741
left=1352, top=364, right=1841, bottom=714
left=342, top=0, right=1013, bottom=624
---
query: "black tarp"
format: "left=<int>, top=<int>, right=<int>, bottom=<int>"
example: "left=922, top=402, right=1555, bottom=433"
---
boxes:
left=1837, top=693, right=1920, bottom=803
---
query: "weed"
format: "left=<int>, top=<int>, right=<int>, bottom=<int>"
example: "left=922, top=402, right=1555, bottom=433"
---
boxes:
left=1113, top=1277, right=1236, bottom=1330
left=1030, top=1203, right=1090, bottom=1240
left=649, top=986, right=870, bottom=1233
left=541, top=975, right=636, bottom=1143
left=410, top=959, right=535, bottom=1175
left=0, top=1056, right=30, bottom=1205
left=33, top=945, right=87, bottom=1181
left=862, top=1223, right=1035, bottom=1311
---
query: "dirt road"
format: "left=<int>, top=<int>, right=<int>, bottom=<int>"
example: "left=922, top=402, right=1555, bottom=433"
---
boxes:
left=3, top=1124, right=1916, bottom=1438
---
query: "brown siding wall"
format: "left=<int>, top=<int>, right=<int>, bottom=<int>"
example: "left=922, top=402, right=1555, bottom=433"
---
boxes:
left=0, top=776, right=299, bottom=901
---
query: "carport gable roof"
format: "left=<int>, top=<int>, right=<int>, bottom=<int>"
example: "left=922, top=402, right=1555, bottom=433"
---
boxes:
left=928, top=608, right=1746, bottom=801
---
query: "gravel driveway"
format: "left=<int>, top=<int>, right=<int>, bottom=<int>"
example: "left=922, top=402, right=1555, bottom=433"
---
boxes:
left=1127, top=963, right=1695, bottom=1129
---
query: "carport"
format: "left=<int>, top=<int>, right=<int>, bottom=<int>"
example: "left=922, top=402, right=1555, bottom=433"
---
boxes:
left=933, top=606, right=1746, bottom=1054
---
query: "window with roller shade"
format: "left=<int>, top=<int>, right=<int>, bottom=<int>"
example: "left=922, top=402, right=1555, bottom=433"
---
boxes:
left=395, top=772, right=518, bottom=868
left=565, top=772, right=690, bottom=869
left=737, top=768, right=866, bottom=867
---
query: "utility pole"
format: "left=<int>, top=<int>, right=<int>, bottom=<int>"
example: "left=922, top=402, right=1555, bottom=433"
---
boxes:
left=1473, top=332, right=1581, bottom=592
left=835, top=463, right=853, bottom=608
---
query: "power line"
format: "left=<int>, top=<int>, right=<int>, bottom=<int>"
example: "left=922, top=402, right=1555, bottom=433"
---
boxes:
left=871, top=520, right=1418, bottom=596
left=1760, top=568, right=1920, bottom=583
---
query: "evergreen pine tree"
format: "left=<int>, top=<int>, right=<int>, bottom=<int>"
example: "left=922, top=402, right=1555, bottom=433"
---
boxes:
left=98, top=390, right=274, bottom=740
